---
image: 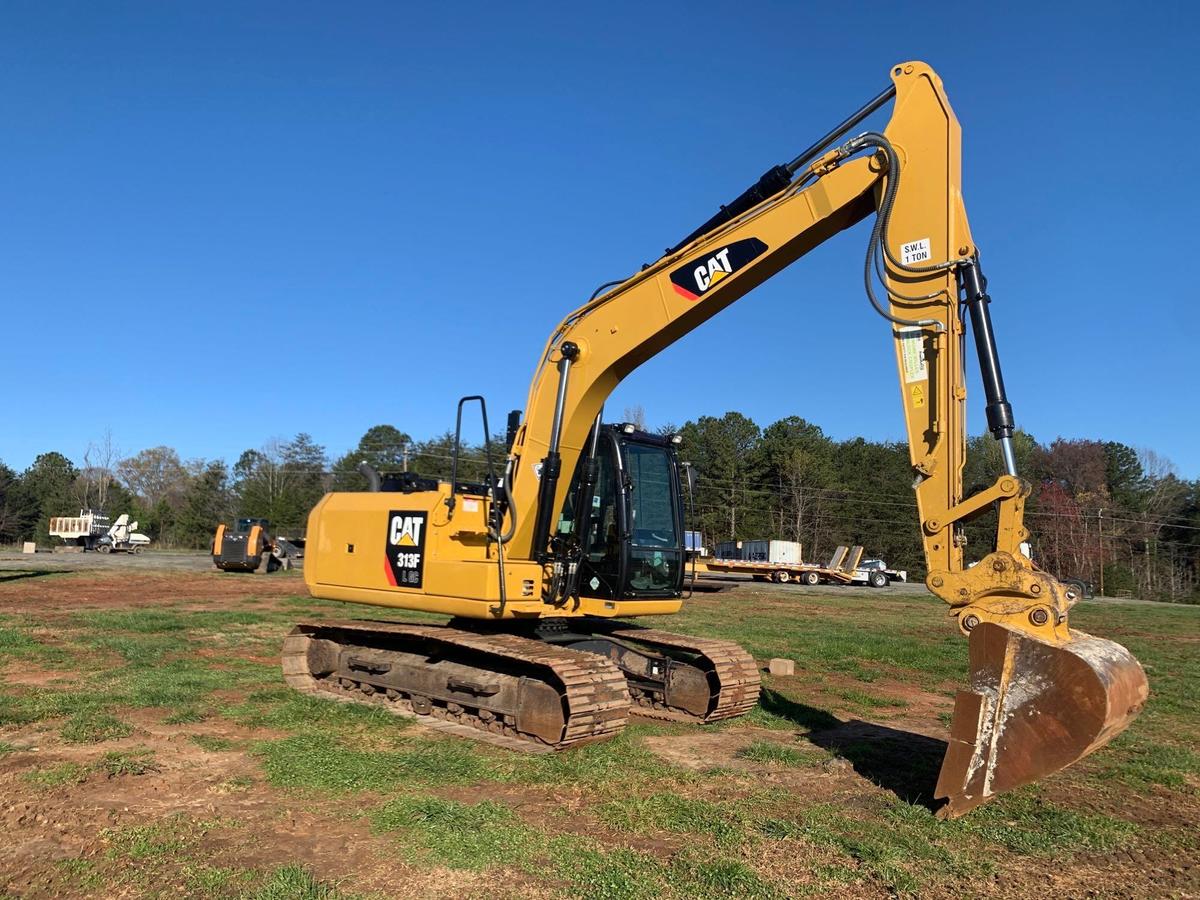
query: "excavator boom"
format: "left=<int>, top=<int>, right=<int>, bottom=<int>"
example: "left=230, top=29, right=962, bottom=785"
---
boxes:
left=300, top=62, right=1147, bottom=816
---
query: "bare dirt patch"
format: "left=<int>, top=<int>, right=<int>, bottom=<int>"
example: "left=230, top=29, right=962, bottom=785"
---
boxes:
left=1, top=665, right=65, bottom=688
left=0, top=698, right=489, bottom=898
left=0, top=570, right=303, bottom=616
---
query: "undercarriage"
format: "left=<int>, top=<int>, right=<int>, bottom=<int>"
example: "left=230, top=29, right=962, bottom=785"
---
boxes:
left=282, top=618, right=761, bottom=750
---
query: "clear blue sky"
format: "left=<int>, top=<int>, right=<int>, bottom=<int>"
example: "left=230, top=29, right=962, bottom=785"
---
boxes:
left=4, top=2, right=1197, bottom=477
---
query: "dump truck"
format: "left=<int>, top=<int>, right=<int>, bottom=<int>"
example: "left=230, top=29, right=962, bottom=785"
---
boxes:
left=49, top=510, right=150, bottom=553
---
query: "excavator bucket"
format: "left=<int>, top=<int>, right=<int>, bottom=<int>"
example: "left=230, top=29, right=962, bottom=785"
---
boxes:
left=935, top=622, right=1148, bottom=818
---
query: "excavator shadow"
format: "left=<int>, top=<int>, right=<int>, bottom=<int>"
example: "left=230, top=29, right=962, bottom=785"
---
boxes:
left=0, top=570, right=58, bottom=584
left=758, top=688, right=946, bottom=811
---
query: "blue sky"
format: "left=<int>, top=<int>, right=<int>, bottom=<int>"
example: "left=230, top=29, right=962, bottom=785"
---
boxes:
left=3, top=2, right=1197, bottom=477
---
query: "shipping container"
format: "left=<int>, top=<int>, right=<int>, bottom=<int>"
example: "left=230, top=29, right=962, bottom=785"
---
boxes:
left=714, top=539, right=802, bottom=564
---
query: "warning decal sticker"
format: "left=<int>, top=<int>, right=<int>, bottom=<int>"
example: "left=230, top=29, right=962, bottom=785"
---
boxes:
left=898, top=327, right=928, bottom=384
left=384, top=510, right=428, bottom=589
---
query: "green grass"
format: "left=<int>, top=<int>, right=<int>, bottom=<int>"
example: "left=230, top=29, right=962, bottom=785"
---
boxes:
left=93, top=815, right=338, bottom=899
left=255, top=732, right=492, bottom=792
left=964, top=791, right=1138, bottom=855
left=671, top=589, right=966, bottom=691
left=1103, top=737, right=1200, bottom=788
left=100, top=815, right=229, bottom=862
left=836, top=687, right=908, bottom=711
left=22, top=761, right=89, bottom=788
left=72, top=608, right=268, bottom=635
left=103, top=821, right=189, bottom=860
left=737, top=739, right=824, bottom=767
left=0, top=579, right=1192, bottom=898
left=247, top=864, right=345, bottom=900
left=21, top=749, right=161, bottom=785
left=370, top=797, right=537, bottom=870
left=0, top=605, right=290, bottom=744
left=54, top=858, right=102, bottom=892
left=666, top=854, right=784, bottom=899
left=0, top=624, right=46, bottom=657
left=181, top=863, right=249, bottom=896
left=117, top=657, right=241, bottom=707
left=79, top=632, right=191, bottom=665
left=551, top=846, right=664, bottom=900
left=97, top=748, right=160, bottom=777
left=0, top=620, right=71, bottom=667
left=221, top=687, right=407, bottom=734
left=73, top=609, right=190, bottom=635
left=761, top=801, right=973, bottom=894
left=598, top=793, right=751, bottom=849
left=60, top=710, right=133, bottom=743
left=164, top=706, right=209, bottom=724
left=367, top=795, right=787, bottom=897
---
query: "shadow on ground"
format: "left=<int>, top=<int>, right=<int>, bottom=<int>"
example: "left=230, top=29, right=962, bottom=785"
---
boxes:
left=0, top=571, right=59, bottom=584
left=758, top=688, right=948, bottom=811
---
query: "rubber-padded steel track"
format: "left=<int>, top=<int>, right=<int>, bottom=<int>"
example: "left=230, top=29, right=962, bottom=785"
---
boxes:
left=603, top=625, right=761, bottom=723
left=283, top=620, right=630, bottom=751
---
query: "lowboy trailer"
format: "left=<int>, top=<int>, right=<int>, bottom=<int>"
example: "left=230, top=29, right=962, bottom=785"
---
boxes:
left=706, top=545, right=896, bottom=587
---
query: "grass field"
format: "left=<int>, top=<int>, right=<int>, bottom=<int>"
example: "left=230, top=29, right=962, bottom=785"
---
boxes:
left=0, top=568, right=1196, bottom=898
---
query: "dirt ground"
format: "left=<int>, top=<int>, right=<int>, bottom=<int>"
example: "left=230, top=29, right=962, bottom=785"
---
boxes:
left=0, top=549, right=222, bottom=575
left=0, top=567, right=1195, bottom=899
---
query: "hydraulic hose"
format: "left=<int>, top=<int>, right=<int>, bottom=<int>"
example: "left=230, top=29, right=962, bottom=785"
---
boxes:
left=839, top=131, right=955, bottom=330
left=490, top=457, right=518, bottom=544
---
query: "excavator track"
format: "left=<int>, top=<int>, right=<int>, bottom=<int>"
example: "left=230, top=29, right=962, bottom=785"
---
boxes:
left=600, top=625, right=761, bottom=723
left=282, top=620, right=630, bottom=752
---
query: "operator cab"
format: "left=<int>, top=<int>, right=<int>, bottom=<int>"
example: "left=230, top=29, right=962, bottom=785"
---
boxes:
left=558, top=425, right=686, bottom=601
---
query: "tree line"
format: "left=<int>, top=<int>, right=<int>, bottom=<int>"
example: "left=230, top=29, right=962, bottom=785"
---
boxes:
left=0, top=425, right=493, bottom=549
left=674, top=413, right=1200, bottom=604
left=2, top=416, right=1196, bottom=603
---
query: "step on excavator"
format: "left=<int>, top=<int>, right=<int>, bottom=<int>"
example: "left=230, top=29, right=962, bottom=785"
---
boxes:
left=287, top=62, right=1148, bottom=817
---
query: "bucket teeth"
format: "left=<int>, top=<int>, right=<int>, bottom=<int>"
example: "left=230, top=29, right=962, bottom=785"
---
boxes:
left=935, top=622, right=1148, bottom=818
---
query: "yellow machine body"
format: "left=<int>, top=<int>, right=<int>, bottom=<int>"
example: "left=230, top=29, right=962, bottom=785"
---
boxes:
left=304, top=490, right=680, bottom=620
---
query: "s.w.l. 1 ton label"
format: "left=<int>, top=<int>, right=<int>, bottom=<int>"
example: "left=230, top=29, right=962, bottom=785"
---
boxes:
left=384, top=510, right=427, bottom=589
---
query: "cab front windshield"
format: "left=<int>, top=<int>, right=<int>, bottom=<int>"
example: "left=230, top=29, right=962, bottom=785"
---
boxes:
left=624, top=442, right=681, bottom=592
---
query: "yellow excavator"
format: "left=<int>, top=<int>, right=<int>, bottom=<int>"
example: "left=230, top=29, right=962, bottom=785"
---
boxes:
left=286, top=62, right=1148, bottom=817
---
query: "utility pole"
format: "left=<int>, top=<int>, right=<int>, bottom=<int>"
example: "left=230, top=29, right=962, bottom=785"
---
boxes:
left=1098, top=508, right=1105, bottom=597
left=402, top=444, right=409, bottom=473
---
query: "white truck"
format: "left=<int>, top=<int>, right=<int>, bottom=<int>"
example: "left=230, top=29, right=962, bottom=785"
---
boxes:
left=848, top=558, right=908, bottom=586
left=49, top=510, right=151, bottom=553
